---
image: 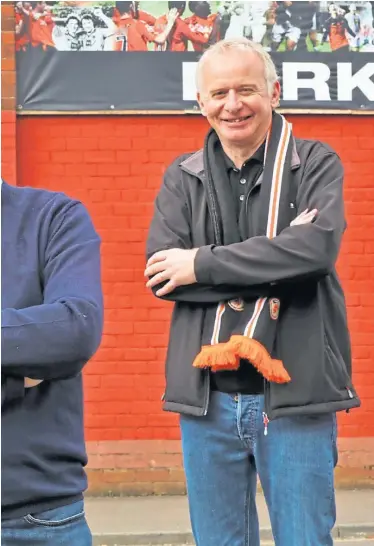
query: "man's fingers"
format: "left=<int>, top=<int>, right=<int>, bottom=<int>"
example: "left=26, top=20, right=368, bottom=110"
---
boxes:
left=156, top=280, right=175, bottom=297
left=25, top=378, right=43, bottom=388
left=290, top=209, right=317, bottom=226
left=304, top=208, right=317, bottom=220
left=145, top=260, right=169, bottom=278
left=297, top=212, right=315, bottom=222
left=146, top=252, right=167, bottom=269
left=146, top=271, right=170, bottom=288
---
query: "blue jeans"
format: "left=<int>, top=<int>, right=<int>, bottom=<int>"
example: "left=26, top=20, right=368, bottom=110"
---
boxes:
left=1, top=500, right=91, bottom=546
left=180, top=392, right=338, bottom=546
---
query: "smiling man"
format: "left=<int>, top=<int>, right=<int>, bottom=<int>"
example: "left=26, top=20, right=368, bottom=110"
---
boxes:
left=145, top=38, right=360, bottom=546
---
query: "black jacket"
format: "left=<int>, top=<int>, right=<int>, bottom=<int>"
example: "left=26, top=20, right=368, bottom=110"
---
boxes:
left=146, top=138, right=360, bottom=420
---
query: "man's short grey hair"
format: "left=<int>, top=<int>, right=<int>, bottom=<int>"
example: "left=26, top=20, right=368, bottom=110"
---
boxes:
left=196, top=38, right=279, bottom=95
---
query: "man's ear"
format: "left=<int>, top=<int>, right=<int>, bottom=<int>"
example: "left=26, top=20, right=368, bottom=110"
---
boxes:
left=270, top=81, right=281, bottom=109
left=197, top=93, right=207, bottom=117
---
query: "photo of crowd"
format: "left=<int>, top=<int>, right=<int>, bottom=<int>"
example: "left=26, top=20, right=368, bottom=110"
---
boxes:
left=15, top=1, right=374, bottom=53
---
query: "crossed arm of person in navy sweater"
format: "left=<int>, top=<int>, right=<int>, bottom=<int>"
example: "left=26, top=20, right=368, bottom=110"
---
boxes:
left=1, top=184, right=104, bottom=404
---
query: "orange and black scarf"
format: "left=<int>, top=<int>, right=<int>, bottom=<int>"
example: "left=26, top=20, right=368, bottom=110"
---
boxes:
left=193, top=113, right=293, bottom=384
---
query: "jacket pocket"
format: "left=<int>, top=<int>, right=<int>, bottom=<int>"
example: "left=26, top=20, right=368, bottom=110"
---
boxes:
left=24, top=501, right=85, bottom=527
left=324, top=335, right=352, bottom=400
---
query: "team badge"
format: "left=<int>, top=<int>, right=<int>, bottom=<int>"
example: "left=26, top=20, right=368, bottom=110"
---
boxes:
left=228, top=298, right=245, bottom=312
left=269, top=298, right=280, bottom=320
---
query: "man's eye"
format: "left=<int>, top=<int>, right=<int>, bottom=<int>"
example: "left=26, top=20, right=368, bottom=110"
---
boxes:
left=212, top=91, right=226, bottom=98
left=240, top=88, right=255, bottom=95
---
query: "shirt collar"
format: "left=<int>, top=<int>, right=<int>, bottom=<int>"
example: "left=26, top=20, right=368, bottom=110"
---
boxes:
left=221, top=141, right=265, bottom=173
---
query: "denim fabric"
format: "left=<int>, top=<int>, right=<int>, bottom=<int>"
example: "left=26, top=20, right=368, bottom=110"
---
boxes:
left=1, top=500, right=92, bottom=546
left=180, top=392, right=337, bottom=546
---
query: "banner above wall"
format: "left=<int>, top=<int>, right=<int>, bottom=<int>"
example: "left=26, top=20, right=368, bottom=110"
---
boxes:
left=16, top=1, right=374, bottom=112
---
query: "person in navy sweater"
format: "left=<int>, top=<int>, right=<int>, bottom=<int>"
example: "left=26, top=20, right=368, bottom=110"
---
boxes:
left=1, top=180, right=103, bottom=546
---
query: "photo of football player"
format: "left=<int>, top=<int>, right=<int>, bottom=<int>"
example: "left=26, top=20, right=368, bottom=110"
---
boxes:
left=360, top=1, right=374, bottom=47
left=80, top=7, right=117, bottom=51
left=291, top=0, right=320, bottom=51
left=219, top=2, right=251, bottom=40
left=272, top=1, right=301, bottom=51
left=184, top=1, right=221, bottom=51
left=133, top=1, right=156, bottom=26
left=30, top=0, right=56, bottom=50
left=15, top=2, right=32, bottom=52
left=321, top=3, right=356, bottom=52
left=152, top=1, right=210, bottom=51
left=110, top=1, right=177, bottom=51
left=249, top=1, right=270, bottom=45
left=345, top=3, right=361, bottom=51
left=52, top=14, right=82, bottom=50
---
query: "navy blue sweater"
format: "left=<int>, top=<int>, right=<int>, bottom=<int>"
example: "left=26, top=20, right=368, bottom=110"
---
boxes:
left=1, top=182, right=103, bottom=519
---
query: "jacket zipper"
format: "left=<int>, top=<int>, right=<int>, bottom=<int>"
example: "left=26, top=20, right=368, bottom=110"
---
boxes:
left=201, top=172, right=220, bottom=417
left=247, top=169, right=269, bottom=433
left=263, top=378, right=270, bottom=435
left=203, top=370, right=211, bottom=415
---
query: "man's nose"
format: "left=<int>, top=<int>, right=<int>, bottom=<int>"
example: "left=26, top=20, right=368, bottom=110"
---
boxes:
left=224, top=90, right=242, bottom=113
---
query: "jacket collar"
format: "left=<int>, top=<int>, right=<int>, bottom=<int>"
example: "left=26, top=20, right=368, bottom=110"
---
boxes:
left=180, top=137, right=301, bottom=178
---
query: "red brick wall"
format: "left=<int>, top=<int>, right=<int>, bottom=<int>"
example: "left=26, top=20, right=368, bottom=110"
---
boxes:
left=16, top=114, right=374, bottom=423
left=15, top=114, right=374, bottom=490
left=1, top=1, right=17, bottom=185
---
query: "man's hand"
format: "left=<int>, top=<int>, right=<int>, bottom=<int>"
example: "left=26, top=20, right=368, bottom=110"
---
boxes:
left=145, top=248, right=198, bottom=297
left=24, top=378, right=43, bottom=388
left=290, top=208, right=317, bottom=227
left=167, top=7, right=178, bottom=25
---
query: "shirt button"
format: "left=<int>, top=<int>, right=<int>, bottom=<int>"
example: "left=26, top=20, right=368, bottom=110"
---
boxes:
left=239, top=178, right=246, bottom=185
left=239, top=195, right=245, bottom=201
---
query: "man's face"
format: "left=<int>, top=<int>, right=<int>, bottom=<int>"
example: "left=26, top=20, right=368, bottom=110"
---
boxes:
left=197, top=50, right=280, bottom=148
left=82, top=17, right=94, bottom=32
left=194, top=1, right=211, bottom=18
left=329, top=5, right=338, bottom=17
left=67, top=18, right=79, bottom=35
left=15, top=2, right=23, bottom=13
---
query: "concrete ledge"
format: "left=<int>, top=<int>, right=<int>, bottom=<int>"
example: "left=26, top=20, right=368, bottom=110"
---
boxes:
left=92, top=524, right=374, bottom=545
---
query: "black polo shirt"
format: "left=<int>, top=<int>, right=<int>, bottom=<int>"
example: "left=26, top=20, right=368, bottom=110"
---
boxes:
left=210, top=141, right=266, bottom=396
left=223, top=141, right=265, bottom=221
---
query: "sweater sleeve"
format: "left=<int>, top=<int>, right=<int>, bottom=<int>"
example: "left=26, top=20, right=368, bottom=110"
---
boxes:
left=1, top=200, right=104, bottom=380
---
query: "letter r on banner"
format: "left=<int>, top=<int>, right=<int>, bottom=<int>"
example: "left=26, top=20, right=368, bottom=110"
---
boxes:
left=282, top=62, right=331, bottom=101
